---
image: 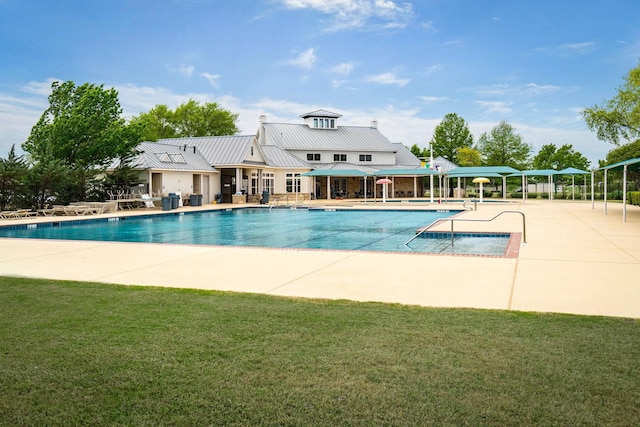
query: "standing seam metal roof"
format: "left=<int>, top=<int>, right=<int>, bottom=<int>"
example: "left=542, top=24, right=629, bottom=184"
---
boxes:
left=117, top=142, right=216, bottom=172
left=159, top=135, right=256, bottom=166
left=263, top=123, right=397, bottom=152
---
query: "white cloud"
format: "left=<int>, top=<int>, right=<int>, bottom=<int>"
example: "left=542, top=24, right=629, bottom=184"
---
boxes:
left=329, top=62, right=354, bottom=76
left=418, top=95, right=447, bottom=103
left=471, top=82, right=562, bottom=97
left=475, top=100, right=513, bottom=115
left=278, top=0, right=413, bottom=31
left=534, top=42, right=596, bottom=56
left=366, top=72, right=410, bottom=87
left=287, top=48, right=317, bottom=70
left=200, top=72, right=220, bottom=89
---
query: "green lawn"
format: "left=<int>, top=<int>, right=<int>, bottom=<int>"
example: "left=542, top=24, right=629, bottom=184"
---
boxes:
left=1, top=277, right=638, bottom=426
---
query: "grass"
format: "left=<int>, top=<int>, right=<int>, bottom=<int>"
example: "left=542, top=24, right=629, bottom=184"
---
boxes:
left=1, top=277, right=639, bottom=426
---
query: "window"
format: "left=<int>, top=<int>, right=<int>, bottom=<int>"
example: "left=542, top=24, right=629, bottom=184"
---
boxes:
left=307, top=153, right=321, bottom=161
left=330, top=119, right=335, bottom=128
left=250, top=146, right=254, bottom=156
left=313, top=118, right=318, bottom=128
left=359, top=154, right=372, bottom=162
left=286, top=173, right=301, bottom=193
left=262, top=172, right=274, bottom=195
left=333, top=154, right=347, bottom=162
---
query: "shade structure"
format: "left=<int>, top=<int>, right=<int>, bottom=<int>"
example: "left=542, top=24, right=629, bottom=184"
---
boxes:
left=472, top=177, right=490, bottom=184
left=376, top=178, right=392, bottom=202
left=472, top=177, right=490, bottom=202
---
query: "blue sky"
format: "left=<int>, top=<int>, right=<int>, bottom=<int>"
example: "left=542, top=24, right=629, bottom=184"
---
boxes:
left=1, top=0, right=639, bottom=166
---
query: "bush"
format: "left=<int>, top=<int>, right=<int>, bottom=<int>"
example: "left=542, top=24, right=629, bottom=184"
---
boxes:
left=527, top=192, right=538, bottom=199
left=540, top=192, right=548, bottom=199
left=628, top=191, right=640, bottom=205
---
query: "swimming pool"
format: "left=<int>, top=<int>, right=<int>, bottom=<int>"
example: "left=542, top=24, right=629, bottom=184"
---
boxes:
left=0, top=208, right=513, bottom=256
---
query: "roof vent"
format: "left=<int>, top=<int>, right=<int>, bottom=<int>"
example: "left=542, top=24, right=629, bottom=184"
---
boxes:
left=259, top=114, right=267, bottom=123
left=370, top=119, right=378, bottom=129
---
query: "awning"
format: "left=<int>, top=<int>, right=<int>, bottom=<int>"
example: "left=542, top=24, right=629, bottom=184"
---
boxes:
left=300, top=169, right=371, bottom=177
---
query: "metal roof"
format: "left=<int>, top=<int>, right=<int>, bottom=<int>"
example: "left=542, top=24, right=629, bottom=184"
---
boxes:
left=299, top=109, right=342, bottom=119
left=260, top=145, right=311, bottom=168
left=375, top=168, right=440, bottom=176
left=115, top=142, right=216, bottom=172
left=262, top=122, right=397, bottom=152
left=392, top=143, right=421, bottom=166
left=301, top=169, right=370, bottom=177
left=159, top=135, right=256, bottom=166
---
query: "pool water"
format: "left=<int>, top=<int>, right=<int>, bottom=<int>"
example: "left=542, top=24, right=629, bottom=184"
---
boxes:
left=0, top=208, right=512, bottom=256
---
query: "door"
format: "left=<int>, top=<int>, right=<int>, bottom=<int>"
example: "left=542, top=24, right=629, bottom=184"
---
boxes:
left=202, top=176, right=210, bottom=203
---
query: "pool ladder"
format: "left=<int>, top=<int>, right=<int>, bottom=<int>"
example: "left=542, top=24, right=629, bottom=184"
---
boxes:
left=404, top=210, right=527, bottom=248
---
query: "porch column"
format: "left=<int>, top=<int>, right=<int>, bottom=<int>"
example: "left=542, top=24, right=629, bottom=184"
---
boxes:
left=236, top=168, right=242, bottom=193
left=413, top=177, right=417, bottom=198
left=326, top=176, right=331, bottom=200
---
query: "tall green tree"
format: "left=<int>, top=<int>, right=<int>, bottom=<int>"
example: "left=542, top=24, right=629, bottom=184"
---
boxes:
left=603, top=139, right=640, bottom=166
left=0, top=145, right=28, bottom=210
left=582, top=61, right=640, bottom=145
left=456, top=147, right=482, bottom=167
left=131, top=100, right=239, bottom=141
left=24, top=158, right=70, bottom=209
left=532, top=144, right=590, bottom=171
left=23, top=81, right=136, bottom=168
left=477, top=121, right=532, bottom=169
left=129, top=104, right=177, bottom=142
left=430, top=113, right=474, bottom=161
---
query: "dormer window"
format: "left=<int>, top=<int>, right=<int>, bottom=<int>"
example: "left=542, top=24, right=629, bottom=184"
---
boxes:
left=301, top=109, right=342, bottom=129
left=313, top=118, right=335, bottom=129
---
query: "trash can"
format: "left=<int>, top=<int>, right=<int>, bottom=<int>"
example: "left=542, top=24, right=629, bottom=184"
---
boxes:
left=196, top=194, right=203, bottom=206
left=169, top=193, right=179, bottom=209
left=215, top=193, right=222, bottom=204
left=161, top=196, right=171, bottom=211
left=189, top=194, right=201, bottom=207
left=261, top=190, right=270, bottom=204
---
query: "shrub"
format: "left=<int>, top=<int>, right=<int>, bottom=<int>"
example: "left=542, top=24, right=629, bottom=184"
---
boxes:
left=628, top=191, right=640, bottom=205
left=527, top=192, right=538, bottom=199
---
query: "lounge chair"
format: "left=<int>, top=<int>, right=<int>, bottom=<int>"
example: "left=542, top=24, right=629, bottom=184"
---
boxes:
left=0, top=211, right=16, bottom=219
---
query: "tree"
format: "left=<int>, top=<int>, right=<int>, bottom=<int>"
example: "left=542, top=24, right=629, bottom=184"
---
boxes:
left=430, top=113, right=474, bottom=161
left=129, top=104, right=177, bottom=142
left=23, top=81, right=136, bottom=168
left=603, top=139, right=640, bottom=166
left=582, top=61, right=640, bottom=145
left=24, top=158, right=70, bottom=208
left=477, top=121, right=532, bottom=169
left=532, top=144, right=590, bottom=171
left=131, top=100, right=240, bottom=141
left=456, top=147, right=482, bottom=167
left=0, top=145, right=28, bottom=210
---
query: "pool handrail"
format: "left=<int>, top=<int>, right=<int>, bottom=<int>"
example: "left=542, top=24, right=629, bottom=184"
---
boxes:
left=405, top=210, right=526, bottom=247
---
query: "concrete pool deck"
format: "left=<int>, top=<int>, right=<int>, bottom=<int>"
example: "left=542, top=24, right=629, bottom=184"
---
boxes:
left=1, top=199, right=639, bottom=318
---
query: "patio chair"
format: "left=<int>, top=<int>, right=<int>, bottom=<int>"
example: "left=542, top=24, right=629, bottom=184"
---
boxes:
left=16, top=209, right=38, bottom=218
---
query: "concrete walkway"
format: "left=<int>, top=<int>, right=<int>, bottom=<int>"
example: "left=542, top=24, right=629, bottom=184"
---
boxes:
left=1, top=200, right=638, bottom=318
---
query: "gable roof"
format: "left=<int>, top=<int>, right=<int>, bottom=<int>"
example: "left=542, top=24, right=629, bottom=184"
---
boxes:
left=159, top=135, right=256, bottom=166
left=260, top=145, right=311, bottom=168
left=262, top=122, right=397, bottom=152
left=300, top=109, right=342, bottom=119
left=392, top=143, right=421, bottom=167
left=114, top=142, right=216, bottom=172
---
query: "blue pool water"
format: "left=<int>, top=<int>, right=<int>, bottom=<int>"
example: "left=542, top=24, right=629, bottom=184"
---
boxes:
left=0, top=208, right=512, bottom=256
